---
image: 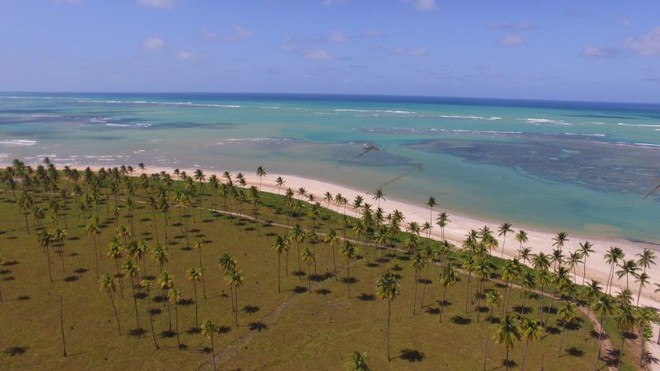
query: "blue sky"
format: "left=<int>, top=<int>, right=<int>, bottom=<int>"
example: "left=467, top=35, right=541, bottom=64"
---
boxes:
left=1, top=0, right=660, bottom=102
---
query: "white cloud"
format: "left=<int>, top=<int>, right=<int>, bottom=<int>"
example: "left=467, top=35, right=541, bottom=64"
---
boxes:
left=581, top=46, right=618, bottom=58
left=143, top=37, right=165, bottom=51
left=138, top=0, right=175, bottom=9
left=176, top=51, right=206, bottom=62
left=393, top=47, right=428, bottom=57
left=402, top=0, right=436, bottom=12
left=203, top=26, right=254, bottom=43
left=498, top=35, right=524, bottom=47
left=488, top=21, right=535, bottom=32
left=322, top=0, right=346, bottom=6
left=305, top=49, right=331, bottom=60
left=328, top=31, right=348, bottom=44
left=623, top=27, right=660, bottom=56
left=177, top=51, right=192, bottom=60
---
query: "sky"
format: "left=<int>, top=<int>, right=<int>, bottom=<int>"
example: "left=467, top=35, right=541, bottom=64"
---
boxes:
left=1, top=0, right=660, bottom=103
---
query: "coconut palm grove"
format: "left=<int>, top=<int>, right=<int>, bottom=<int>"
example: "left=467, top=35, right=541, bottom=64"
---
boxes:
left=0, top=158, right=658, bottom=370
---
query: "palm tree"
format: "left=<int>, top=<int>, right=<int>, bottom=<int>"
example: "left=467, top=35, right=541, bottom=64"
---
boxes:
left=493, top=314, right=521, bottom=371
left=323, top=229, right=340, bottom=277
left=159, top=271, right=174, bottom=332
left=438, top=264, right=457, bottom=322
left=291, top=224, right=305, bottom=276
left=373, top=188, right=385, bottom=209
left=411, top=253, right=426, bottom=315
left=225, top=268, right=244, bottom=326
left=604, top=246, right=624, bottom=294
left=201, top=319, right=218, bottom=371
left=275, top=176, right=284, bottom=195
left=152, top=243, right=168, bottom=273
left=168, top=287, right=182, bottom=348
left=139, top=279, right=160, bottom=349
left=426, top=196, right=436, bottom=233
left=519, top=318, right=543, bottom=371
left=616, top=259, right=639, bottom=291
left=376, top=270, right=400, bottom=362
left=100, top=273, right=122, bottom=336
left=552, top=231, right=569, bottom=251
left=86, top=215, right=101, bottom=279
left=37, top=230, right=54, bottom=282
left=515, top=230, right=528, bottom=249
left=256, top=166, right=266, bottom=190
left=634, top=272, right=650, bottom=308
left=578, top=241, right=595, bottom=286
left=301, top=246, right=316, bottom=292
left=482, top=289, right=503, bottom=370
left=556, top=303, right=577, bottom=357
left=592, top=294, right=616, bottom=370
left=346, top=351, right=370, bottom=371
left=271, top=234, right=289, bottom=292
left=218, top=252, right=237, bottom=274
left=498, top=222, right=513, bottom=258
left=615, top=303, right=636, bottom=369
left=636, top=248, right=656, bottom=275
left=122, top=259, right=141, bottom=331
left=194, top=239, right=208, bottom=299
left=186, top=267, right=202, bottom=329
left=436, top=211, right=450, bottom=240
left=341, top=241, right=358, bottom=298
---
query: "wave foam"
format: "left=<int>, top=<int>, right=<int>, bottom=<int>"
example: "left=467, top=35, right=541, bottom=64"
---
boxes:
left=0, top=139, right=37, bottom=146
left=522, top=118, right=573, bottom=126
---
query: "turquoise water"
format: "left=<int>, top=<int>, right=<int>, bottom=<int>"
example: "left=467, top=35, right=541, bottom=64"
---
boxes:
left=0, top=93, right=658, bottom=241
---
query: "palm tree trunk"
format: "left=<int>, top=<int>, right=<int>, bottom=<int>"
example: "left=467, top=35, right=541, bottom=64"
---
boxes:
left=145, top=286, right=159, bottom=349
left=420, top=265, right=429, bottom=309
left=347, top=256, right=351, bottom=298
left=234, top=288, right=239, bottom=326
left=109, top=291, right=122, bottom=336
left=93, top=237, right=99, bottom=279
left=466, top=273, right=471, bottom=314
left=174, top=302, right=180, bottom=348
left=617, top=337, right=625, bottom=369
left=387, top=299, right=391, bottom=362
left=332, top=244, right=337, bottom=279
left=440, top=286, right=448, bottom=322
left=130, top=279, right=140, bottom=332
left=482, top=322, right=492, bottom=370
left=413, top=269, right=418, bottom=316
left=505, top=345, right=510, bottom=371
left=210, top=332, right=217, bottom=371
left=60, top=295, right=67, bottom=357
left=277, top=254, right=281, bottom=293
left=520, top=338, right=530, bottom=371
left=199, top=249, right=207, bottom=299
left=558, top=326, right=566, bottom=357
left=193, top=281, right=199, bottom=329
left=46, top=245, right=53, bottom=282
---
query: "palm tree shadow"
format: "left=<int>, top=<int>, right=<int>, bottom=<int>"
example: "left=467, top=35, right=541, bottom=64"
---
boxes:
left=358, top=293, right=376, bottom=301
left=248, top=322, right=268, bottom=332
left=451, top=315, right=472, bottom=325
left=399, top=348, right=425, bottom=362
left=425, top=306, right=441, bottom=315
left=292, top=286, right=308, bottom=294
left=315, top=288, right=331, bottom=295
left=129, top=328, right=146, bottom=337
left=159, top=330, right=176, bottom=338
left=242, top=305, right=259, bottom=315
left=218, top=326, right=231, bottom=334
left=3, top=346, right=28, bottom=356
left=566, top=346, right=584, bottom=357
left=502, top=359, right=517, bottom=368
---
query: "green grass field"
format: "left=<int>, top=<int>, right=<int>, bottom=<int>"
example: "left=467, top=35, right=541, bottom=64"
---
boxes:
left=0, top=163, right=642, bottom=370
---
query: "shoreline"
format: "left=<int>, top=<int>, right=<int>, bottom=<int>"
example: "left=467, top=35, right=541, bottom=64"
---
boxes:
left=9, top=161, right=660, bottom=362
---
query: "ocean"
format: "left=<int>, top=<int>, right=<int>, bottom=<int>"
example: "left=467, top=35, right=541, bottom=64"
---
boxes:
left=0, top=92, right=658, bottom=242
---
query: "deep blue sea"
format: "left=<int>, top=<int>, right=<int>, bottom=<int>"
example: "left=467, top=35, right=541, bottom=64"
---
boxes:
left=1, top=92, right=658, bottom=241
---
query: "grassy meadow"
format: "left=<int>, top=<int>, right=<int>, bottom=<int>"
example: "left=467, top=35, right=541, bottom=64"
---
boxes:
left=0, top=161, right=647, bottom=370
